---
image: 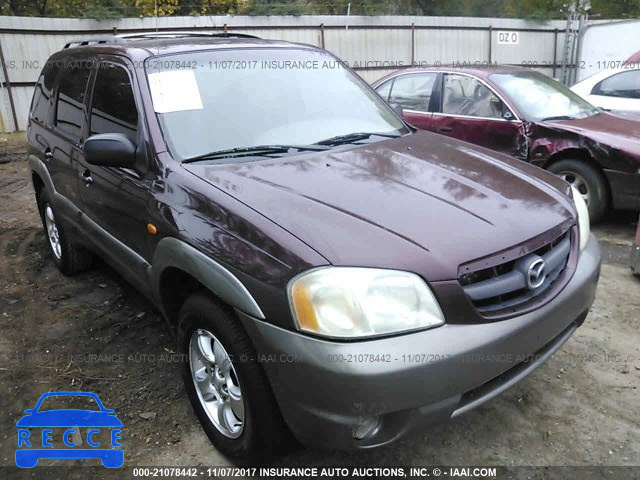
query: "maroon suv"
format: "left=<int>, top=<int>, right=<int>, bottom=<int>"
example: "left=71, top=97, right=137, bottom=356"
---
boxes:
left=27, top=33, right=601, bottom=461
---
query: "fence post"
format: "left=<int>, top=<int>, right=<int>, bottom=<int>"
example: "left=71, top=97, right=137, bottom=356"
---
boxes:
left=488, top=25, right=492, bottom=64
left=320, top=23, right=325, bottom=49
left=0, top=39, right=18, bottom=132
left=411, top=23, right=415, bottom=66
left=552, top=29, right=558, bottom=77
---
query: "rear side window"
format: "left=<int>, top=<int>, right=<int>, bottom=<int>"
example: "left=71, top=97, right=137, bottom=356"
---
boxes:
left=592, top=70, right=640, bottom=99
left=30, top=61, right=60, bottom=123
left=54, top=61, right=92, bottom=139
left=90, top=63, right=138, bottom=140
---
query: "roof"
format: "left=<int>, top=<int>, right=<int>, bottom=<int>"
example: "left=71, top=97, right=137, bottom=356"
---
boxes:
left=55, top=32, right=312, bottom=61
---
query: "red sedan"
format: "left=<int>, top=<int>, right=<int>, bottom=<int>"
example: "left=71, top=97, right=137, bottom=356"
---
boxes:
left=372, top=66, right=640, bottom=222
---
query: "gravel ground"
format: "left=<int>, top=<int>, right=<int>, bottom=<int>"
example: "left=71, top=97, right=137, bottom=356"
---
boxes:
left=0, top=133, right=638, bottom=479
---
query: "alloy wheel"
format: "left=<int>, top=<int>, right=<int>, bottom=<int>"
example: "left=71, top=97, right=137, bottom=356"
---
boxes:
left=557, top=170, right=590, bottom=206
left=189, top=329, right=245, bottom=438
left=44, top=204, right=62, bottom=259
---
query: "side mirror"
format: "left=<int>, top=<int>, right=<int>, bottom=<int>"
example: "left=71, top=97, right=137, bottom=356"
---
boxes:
left=24, top=409, right=34, bottom=414
left=390, top=103, right=404, bottom=118
left=84, top=133, right=137, bottom=168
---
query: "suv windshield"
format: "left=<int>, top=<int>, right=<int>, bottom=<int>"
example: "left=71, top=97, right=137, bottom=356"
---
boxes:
left=489, top=71, right=599, bottom=122
left=145, top=48, right=407, bottom=160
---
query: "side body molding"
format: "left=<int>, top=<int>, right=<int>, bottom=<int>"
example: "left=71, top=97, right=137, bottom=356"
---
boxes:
left=149, top=237, right=265, bottom=320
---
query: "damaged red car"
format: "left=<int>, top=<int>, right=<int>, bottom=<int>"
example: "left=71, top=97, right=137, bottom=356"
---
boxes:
left=372, top=67, right=640, bottom=222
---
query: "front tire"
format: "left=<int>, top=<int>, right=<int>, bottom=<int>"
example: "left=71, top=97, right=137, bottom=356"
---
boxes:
left=37, top=189, right=93, bottom=275
left=547, top=159, right=607, bottom=223
left=177, top=292, right=291, bottom=462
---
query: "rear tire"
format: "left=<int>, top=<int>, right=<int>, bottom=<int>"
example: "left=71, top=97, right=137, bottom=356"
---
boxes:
left=547, top=159, right=607, bottom=223
left=177, top=292, right=291, bottom=463
left=37, top=189, right=93, bottom=275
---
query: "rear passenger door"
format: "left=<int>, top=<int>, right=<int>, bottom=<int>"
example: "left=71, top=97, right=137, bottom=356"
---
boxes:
left=77, top=59, right=154, bottom=286
left=47, top=58, right=93, bottom=214
left=375, top=72, right=438, bottom=130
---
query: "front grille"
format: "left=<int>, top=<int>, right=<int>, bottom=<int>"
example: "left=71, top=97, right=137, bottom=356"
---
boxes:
left=459, top=229, right=572, bottom=315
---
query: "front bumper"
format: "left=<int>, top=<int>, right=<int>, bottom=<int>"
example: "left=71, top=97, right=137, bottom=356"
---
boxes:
left=240, top=234, right=601, bottom=450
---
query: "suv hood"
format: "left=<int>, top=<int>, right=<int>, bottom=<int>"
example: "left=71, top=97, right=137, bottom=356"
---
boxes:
left=185, top=131, right=574, bottom=281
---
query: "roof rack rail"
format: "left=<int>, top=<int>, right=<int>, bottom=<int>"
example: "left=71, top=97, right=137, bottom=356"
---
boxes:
left=63, top=37, right=126, bottom=49
left=116, top=31, right=260, bottom=40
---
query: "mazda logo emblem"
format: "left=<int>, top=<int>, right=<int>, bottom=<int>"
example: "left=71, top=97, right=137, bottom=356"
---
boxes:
left=526, top=258, right=546, bottom=289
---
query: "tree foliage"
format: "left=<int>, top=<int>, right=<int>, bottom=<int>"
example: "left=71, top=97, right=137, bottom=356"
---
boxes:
left=0, top=0, right=638, bottom=19
left=0, top=0, right=246, bottom=18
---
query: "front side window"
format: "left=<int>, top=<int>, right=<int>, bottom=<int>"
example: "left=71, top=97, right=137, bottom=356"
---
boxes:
left=90, top=63, right=138, bottom=140
left=593, top=70, right=640, bottom=99
left=490, top=71, right=598, bottom=122
left=442, top=74, right=504, bottom=119
left=54, top=60, right=92, bottom=139
left=387, top=73, right=437, bottom=113
left=145, top=48, right=407, bottom=160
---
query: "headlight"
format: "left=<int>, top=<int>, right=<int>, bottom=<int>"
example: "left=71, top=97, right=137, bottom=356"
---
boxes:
left=288, top=267, right=444, bottom=339
left=571, top=186, right=590, bottom=251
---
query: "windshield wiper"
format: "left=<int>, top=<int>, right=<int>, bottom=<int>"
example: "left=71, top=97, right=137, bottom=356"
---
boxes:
left=539, top=115, right=576, bottom=122
left=182, top=144, right=330, bottom=164
left=314, top=132, right=403, bottom=146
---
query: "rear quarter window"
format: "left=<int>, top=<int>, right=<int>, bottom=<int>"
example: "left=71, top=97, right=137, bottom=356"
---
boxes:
left=29, top=61, right=60, bottom=124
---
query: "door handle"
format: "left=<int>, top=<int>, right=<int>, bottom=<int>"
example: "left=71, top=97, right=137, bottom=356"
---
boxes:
left=437, top=127, right=453, bottom=133
left=80, top=169, right=94, bottom=185
left=44, top=149, right=53, bottom=161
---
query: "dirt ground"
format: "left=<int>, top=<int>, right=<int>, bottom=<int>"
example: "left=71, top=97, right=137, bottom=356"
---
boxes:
left=0, top=133, right=638, bottom=478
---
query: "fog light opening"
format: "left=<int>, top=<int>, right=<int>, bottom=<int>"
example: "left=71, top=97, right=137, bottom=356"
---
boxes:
left=353, top=415, right=382, bottom=440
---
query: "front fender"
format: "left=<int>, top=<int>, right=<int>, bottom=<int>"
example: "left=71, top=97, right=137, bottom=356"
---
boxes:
left=148, top=237, right=265, bottom=320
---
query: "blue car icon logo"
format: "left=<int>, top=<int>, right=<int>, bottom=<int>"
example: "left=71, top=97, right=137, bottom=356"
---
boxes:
left=16, top=391, right=123, bottom=468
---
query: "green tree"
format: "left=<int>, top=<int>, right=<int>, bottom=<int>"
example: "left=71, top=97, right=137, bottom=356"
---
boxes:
left=246, top=0, right=306, bottom=15
left=1, top=0, right=638, bottom=18
left=502, top=0, right=565, bottom=20
left=590, top=0, right=640, bottom=19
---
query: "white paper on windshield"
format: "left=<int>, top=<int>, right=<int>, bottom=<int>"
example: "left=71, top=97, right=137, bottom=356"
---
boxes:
left=148, top=70, right=203, bottom=113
